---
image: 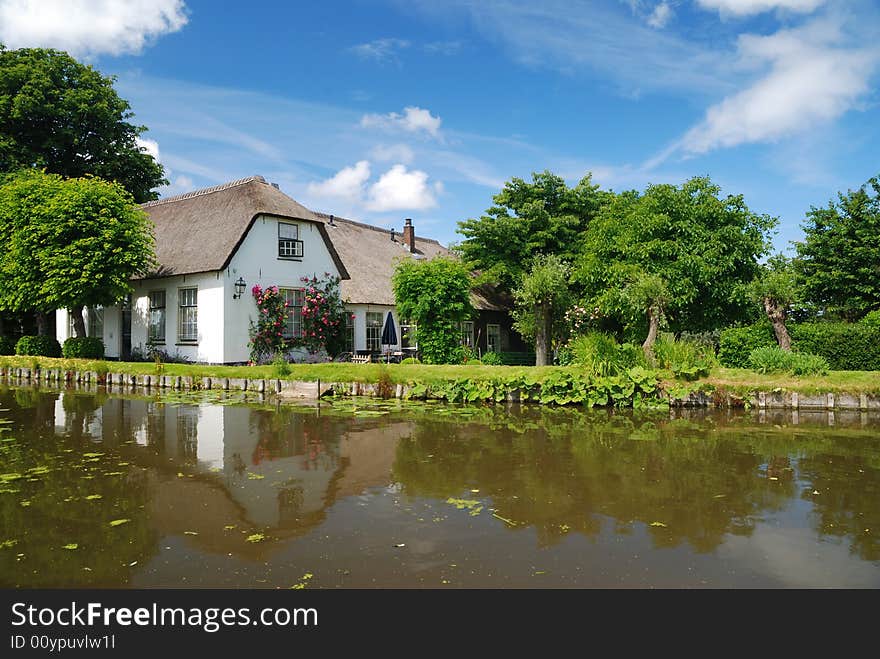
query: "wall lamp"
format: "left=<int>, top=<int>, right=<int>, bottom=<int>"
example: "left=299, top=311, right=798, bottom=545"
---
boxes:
left=233, top=276, right=246, bottom=299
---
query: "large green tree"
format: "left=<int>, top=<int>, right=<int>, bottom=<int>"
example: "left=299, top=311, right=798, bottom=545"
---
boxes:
left=457, top=171, right=610, bottom=291
left=511, top=254, right=572, bottom=366
left=795, top=175, right=880, bottom=321
left=0, top=46, right=166, bottom=202
left=576, top=177, right=775, bottom=343
left=392, top=256, right=473, bottom=364
left=0, top=170, right=155, bottom=337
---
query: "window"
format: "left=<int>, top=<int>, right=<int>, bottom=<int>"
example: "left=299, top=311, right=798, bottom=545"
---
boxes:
left=178, top=288, right=198, bottom=342
left=280, top=288, right=304, bottom=338
left=487, top=324, right=500, bottom=354
left=88, top=307, right=104, bottom=339
left=148, top=291, right=166, bottom=343
left=343, top=312, right=355, bottom=353
left=278, top=222, right=303, bottom=258
left=460, top=321, right=475, bottom=348
left=401, top=319, right=417, bottom=350
left=68, top=307, right=103, bottom=338
left=366, top=311, right=383, bottom=353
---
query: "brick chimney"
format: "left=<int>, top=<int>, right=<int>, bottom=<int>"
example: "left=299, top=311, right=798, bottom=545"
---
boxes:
left=402, top=218, right=415, bottom=253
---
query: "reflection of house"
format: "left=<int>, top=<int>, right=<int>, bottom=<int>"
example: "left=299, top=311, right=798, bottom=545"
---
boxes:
left=53, top=175, right=526, bottom=363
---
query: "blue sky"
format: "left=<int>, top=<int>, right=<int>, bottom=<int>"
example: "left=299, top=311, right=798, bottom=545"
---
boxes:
left=2, top=0, right=879, bottom=252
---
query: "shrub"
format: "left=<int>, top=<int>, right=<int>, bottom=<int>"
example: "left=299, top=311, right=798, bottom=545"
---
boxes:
left=789, top=322, right=880, bottom=371
left=718, top=323, right=776, bottom=367
left=747, top=345, right=791, bottom=374
left=481, top=351, right=503, bottom=366
left=62, top=337, right=105, bottom=359
left=0, top=336, right=15, bottom=356
left=653, top=335, right=717, bottom=379
left=400, top=357, right=421, bottom=365
left=859, top=310, right=880, bottom=329
left=272, top=353, right=291, bottom=378
left=15, top=335, right=61, bottom=358
left=789, top=352, right=830, bottom=376
left=747, top=345, right=829, bottom=376
left=570, top=331, right=641, bottom=377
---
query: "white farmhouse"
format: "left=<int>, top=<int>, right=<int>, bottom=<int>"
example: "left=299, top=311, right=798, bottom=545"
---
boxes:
left=55, top=175, right=525, bottom=364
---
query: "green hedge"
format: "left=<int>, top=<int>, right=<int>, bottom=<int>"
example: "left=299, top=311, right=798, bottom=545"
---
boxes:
left=789, top=323, right=880, bottom=371
left=718, top=323, right=775, bottom=368
left=720, top=321, right=880, bottom=370
left=62, top=337, right=105, bottom=359
left=15, top=335, right=62, bottom=358
left=0, top=336, right=15, bottom=356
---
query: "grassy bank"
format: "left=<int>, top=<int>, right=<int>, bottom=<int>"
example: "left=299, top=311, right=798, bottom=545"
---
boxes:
left=1, top=355, right=879, bottom=395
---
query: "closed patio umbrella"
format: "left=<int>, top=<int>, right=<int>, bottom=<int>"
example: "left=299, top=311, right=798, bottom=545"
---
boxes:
left=381, top=312, right=397, bottom=360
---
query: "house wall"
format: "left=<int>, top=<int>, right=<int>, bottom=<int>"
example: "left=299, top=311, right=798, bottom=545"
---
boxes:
left=474, top=310, right=530, bottom=355
left=55, top=306, right=122, bottom=358
left=129, top=271, right=226, bottom=363
left=346, top=303, right=401, bottom=353
left=222, top=214, right=342, bottom=363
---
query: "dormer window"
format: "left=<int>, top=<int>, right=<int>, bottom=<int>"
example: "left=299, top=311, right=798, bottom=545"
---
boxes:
left=278, top=222, right=303, bottom=259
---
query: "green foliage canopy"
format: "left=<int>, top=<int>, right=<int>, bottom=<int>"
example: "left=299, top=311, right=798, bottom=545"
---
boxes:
left=457, top=171, right=609, bottom=291
left=0, top=46, right=166, bottom=202
left=0, top=169, right=155, bottom=316
left=392, top=256, right=473, bottom=364
left=795, top=175, right=880, bottom=321
left=576, top=176, right=776, bottom=338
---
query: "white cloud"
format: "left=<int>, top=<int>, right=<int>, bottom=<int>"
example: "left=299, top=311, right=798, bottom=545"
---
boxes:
left=361, top=106, right=442, bottom=139
left=681, top=18, right=877, bottom=154
left=366, top=165, right=439, bottom=211
left=696, top=0, right=825, bottom=16
left=371, top=143, right=415, bottom=164
left=0, top=0, right=188, bottom=57
left=136, top=137, right=161, bottom=162
left=307, top=160, right=372, bottom=202
left=647, top=2, right=673, bottom=28
left=350, top=38, right=411, bottom=62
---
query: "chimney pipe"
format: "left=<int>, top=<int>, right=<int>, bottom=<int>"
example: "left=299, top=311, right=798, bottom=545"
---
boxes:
left=402, top=218, right=415, bottom=253
left=390, top=227, right=396, bottom=241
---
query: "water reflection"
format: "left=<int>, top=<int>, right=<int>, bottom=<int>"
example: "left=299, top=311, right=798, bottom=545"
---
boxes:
left=1, top=384, right=879, bottom=588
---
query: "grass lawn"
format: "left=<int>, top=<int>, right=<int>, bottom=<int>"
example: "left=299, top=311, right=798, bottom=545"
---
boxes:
left=2, top=356, right=878, bottom=394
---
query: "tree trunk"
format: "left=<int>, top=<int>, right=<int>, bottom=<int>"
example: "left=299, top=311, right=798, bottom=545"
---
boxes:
left=763, top=297, right=791, bottom=352
left=534, top=303, right=549, bottom=366
left=35, top=311, right=49, bottom=337
left=642, top=305, right=660, bottom=365
left=70, top=306, right=87, bottom=338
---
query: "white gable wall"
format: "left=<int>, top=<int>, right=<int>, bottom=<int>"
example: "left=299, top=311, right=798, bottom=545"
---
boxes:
left=130, top=271, right=225, bottom=363
left=222, top=214, right=341, bottom=363
left=56, top=306, right=122, bottom=358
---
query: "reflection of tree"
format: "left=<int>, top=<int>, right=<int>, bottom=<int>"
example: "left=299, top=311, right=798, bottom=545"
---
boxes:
left=0, top=388, right=157, bottom=587
left=393, top=412, right=799, bottom=552
left=277, top=482, right=305, bottom=524
left=798, top=452, right=880, bottom=561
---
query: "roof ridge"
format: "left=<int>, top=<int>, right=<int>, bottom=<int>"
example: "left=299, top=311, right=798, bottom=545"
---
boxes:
left=313, top=211, right=445, bottom=246
left=142, top=176, right=268, bottom=208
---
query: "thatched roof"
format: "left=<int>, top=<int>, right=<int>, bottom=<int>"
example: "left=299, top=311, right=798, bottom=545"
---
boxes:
left=141, top=176, right=501, bottom=310
left=312, top=212, right=449, bottom=305
left=139, top=176, right=348, bottom=279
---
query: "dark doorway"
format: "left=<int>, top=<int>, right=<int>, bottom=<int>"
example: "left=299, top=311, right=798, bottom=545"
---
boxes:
left=121, top=295, right=132, bottom=361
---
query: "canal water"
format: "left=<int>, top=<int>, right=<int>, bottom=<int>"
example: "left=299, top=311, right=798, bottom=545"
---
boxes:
left=1, top=385, right=879, bottom=588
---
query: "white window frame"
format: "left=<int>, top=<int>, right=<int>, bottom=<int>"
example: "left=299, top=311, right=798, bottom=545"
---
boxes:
left=460, top=321, right=475, bottom=348
left=487, top=324, right=501, bottom=354
left=366, top=311, right=383, bottom=353
left=177, top=287, right=198, bottom=343
left=148, top=291, right=166, bottom=344
left=278, top=222, right=303, bottom=259
left=280, top=288, right=305, bottom=339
